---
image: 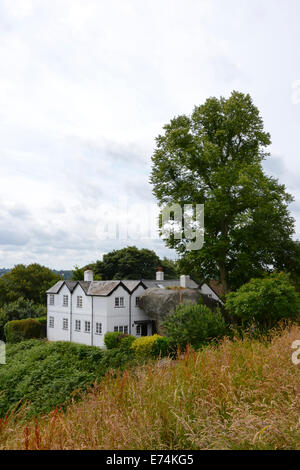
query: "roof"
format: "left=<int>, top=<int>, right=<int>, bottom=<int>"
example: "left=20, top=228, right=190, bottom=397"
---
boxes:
left=141, top=279, right=199, bottom=289
left=46, top=278, right=199, bottom=296
left=208, top=280, right=225, bottom=299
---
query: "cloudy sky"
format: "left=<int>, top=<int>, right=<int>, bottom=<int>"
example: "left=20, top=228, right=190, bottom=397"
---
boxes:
left=0, top=0, right=300, bottom=270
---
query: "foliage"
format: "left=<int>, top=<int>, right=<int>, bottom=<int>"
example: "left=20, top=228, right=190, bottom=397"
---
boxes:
left=163, top=303, right=227, bottom=350
left=130, top=334, right=163, bottom=358
left=0, top=339, right=137, bottom=418
left=225, top=272, right=300, bottom=329
left=1, top=324, right=300, bottom=450
left=94, top=246, right=178, bottom=280
left=151, top=336, right=176, bottom=358
left=150, top=91, right=296, bottom=293
left=119, top=334, right=136, bottom=351
left=104, top=331, right=123, bottom=349
left=71, top=264, right=102, bottom=281
left=0, top=264, right=60, bottom=307
left=4, top=319, right=45, bottom=344
left=0, top=297, right=46, bottom=341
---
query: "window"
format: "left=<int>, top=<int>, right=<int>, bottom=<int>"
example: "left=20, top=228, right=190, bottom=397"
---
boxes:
left=75, top=320, right=81, bottom=331
left=49, top=294, right=54, bottom=306
left=63, top=295, right=68, bottom=307
left=135, top=296, right=140, bottom=307
left=77, top=296, right=83, bottom=308
left=207, top=294, right=213, bottom=298
left=115, top=297, right=124, bottom=308
left=49, top=316, right=54, bottom=328
left=114, top=325, right=128, bottom=333
left=136, top=325, right=141, bottom=335
left=85, top=321, right=91, bottom=333
left=63, top=318, right=68, bottom=330
left=95, top=322, right=102, bottom=335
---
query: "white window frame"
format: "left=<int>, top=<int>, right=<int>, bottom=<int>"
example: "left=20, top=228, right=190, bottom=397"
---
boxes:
left=95, top=322, right=102, bottom=335
left=85, top=321, right=91, bottom=333
left=63, top=318, right=69, bottom=330
left=75, top=320, right=81, bottom=331
left=77, top=296, right=83, bottom=308
left=49, top=316, right=54, bottom=328
left=136, top=325, right=141, bottom=335
left=135, top=296, right=140, bottom=307
left=114, top=326, right=118, bottom=332
left=115, top=297, right=124, bottom=308
left=49, top=294, right=55, bottom=306
left=63, top=295, right=68, bottom=307
left=124, top=325, right=128, bottom=334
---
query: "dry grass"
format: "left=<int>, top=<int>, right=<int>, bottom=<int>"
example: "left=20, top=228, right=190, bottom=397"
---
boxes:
left=0, top=324, right=299, bottom=450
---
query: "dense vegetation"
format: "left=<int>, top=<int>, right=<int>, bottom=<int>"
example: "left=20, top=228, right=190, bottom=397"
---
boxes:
left=0, top=340, right=137, bottom=418
left=1, top=324, right=299, bottom=450
left=0, top=298, right=46, bottom=341
left=72, top=246, right=178, bottom=281
left=151, top=91, right=299, bottom=293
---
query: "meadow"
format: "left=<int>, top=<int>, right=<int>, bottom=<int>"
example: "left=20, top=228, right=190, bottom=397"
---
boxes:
left=0, top=324, right=299, bottom=450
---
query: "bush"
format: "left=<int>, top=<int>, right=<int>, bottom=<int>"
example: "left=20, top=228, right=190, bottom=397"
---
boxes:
left=226, top=272, right=300, bottom=329
left=130, top=334, right=163, bottom=358
left=162, top=303, right=227, bottom=350
left=0, top=297, right=46, bottom=340
left=151, top=336, right=176, bottom=358
left=104, top=331, right=123, bottom=349
left=4, top=318, right=46, bottom=344
left=119, top=334, right=136, bottom=351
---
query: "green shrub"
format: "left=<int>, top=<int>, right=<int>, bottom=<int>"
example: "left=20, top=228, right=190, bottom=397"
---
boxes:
left=0, top=339, right=139, bottom=418
left=119, top=334, right=136, bottom=351
left=0, top=297, right=46, bottom=340
left=162, top=303, right=227, bottom=350
left=130, top=334, right=163, bottom=358
left=104, top=331, right=123, bottom=349
left=152, top=336, right=176, bottom=358
left=226, top=272, right=300, bottom=329
left=4, top=318, right=46, bottom=343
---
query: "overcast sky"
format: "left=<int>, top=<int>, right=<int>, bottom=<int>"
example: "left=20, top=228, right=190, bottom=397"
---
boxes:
left=0, top=0, right=300, bottom=270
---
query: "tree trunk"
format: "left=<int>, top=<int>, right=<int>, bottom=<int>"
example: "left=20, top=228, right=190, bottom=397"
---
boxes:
left=218, top=263, right=230, bottom=296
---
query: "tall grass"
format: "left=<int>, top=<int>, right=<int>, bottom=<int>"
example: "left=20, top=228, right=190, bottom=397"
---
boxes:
left=0, top=324, right=299, bottom=450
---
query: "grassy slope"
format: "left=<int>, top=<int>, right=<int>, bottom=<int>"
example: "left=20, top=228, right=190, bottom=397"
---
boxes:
left=1, top=324, right=300, bottom=450
left=0, top=339, right=135, bottom=417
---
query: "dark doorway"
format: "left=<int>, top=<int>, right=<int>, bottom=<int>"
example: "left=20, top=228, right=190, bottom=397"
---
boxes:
left=141, top=324, right=148, bottom=336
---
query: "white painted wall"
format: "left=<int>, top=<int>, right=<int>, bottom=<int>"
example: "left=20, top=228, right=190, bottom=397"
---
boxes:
left=200, top=283, right=223, bottom=304
left=47, top=285, right=71, bottom=342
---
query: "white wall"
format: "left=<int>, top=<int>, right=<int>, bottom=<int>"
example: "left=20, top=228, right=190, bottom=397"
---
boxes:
left=47, top=284, right=71, bottom=342
left=200, top=283, right=223, bottom=303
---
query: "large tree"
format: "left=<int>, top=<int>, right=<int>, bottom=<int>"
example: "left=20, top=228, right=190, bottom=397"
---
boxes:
left=0, top=264, right=60, bottom=306
left=150, top=91, right=297, bottom=294
left=94, top=246, right=178, bottom=280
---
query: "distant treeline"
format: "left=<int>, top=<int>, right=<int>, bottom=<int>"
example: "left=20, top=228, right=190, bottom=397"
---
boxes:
left=0, top=268, right=73, bottom=280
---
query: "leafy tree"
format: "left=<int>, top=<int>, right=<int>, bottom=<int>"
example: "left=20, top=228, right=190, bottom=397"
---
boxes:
left=225, top=272, right=300, bottom=329
left=94, top=246, right=178, bottom=280
left=71, top=264, right=102, bottom=281
left=162, top=303, right=227, bottom=350
left=150, top=91, right=296, bottom=294
left=0, top=264, right=60, bottom=306
left=0, top=297, right=46, bottom=340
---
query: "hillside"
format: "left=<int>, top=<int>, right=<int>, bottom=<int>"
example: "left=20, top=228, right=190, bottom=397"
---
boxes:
left=0, top=324, right=299, bottom=450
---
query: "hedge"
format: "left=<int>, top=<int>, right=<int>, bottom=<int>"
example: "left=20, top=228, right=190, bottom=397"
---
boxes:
left=4, top=318, right=46, bottom=344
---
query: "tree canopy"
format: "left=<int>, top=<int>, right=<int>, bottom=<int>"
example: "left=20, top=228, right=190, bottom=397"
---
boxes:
left=150, top=91, right=297, bottom=293
left=90, top=246, right=178, bottom=280
left=0, top=264, right=60, bottom=307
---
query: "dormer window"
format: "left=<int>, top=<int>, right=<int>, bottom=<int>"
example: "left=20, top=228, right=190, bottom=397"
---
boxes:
left=49, top=294, right=54, bottom=306
left=63, top=295, right=68, bottom=307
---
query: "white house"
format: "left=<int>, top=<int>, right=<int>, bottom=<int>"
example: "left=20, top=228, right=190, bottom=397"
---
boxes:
left=46, top=269, right=222, bottom=348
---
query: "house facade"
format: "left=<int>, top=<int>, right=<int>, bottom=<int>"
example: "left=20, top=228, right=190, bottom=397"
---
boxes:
left=46, top=269, right=222, bottom=348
